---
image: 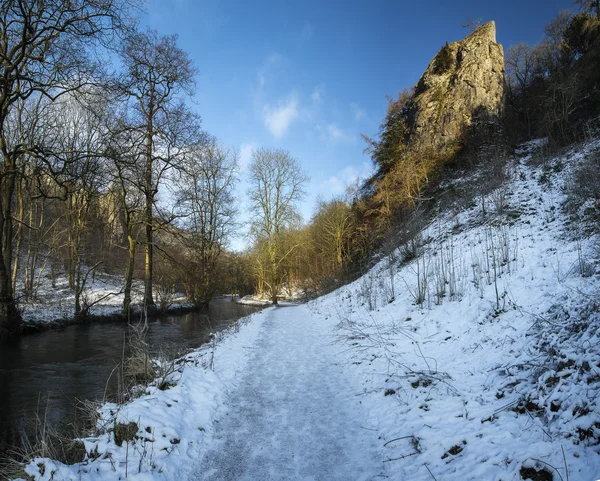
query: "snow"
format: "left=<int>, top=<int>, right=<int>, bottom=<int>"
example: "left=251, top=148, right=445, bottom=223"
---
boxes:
left=308, top=138, right=600, bottom=480
left=15, top=138, right=600, bottom=481
left=18, top=273, right=190, bottom=325
left=236, top=295, right=272, bottom=306
left=191, top=306, right=384, bottom=480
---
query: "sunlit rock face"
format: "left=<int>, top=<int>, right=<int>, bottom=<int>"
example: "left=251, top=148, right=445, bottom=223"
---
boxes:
left=408, top=21, right=505, bottom=153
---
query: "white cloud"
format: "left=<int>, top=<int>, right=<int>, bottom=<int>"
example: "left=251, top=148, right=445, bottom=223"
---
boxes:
left=300, top=24, right=313, bottom=42
left=258, top=72, right=266, bottom=88
left=239, top=142, right=256, bottom=171
left=263, top=93, right=300, bottom=138
left=257, top=53, right=286, bottom=89
left=311, top=85, right=324, bottom=104
left=326, top=123, right=353, bottom=142
left=322, top=163, right=373, bottom=196
left=350, top=102, right=366, bottom=121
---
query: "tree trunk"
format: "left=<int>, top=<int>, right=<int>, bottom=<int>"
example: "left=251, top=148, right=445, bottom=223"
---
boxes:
left=68, top=196, right=75, bottom=289
left=144, top=196, right=154, bottom=313
left=143, top=104, right=155, bottom=313
left=271, top=285, right=278, bottom=305
left=11, top=178, right=24, bottom=294
left=74, top=232, right=82, bottom=318
left=24, top=200, right=34, bottom=298
left=123, top=234, right=136, bottom=319
left=270, top=261, right=279, bottom=305
left=0, top=164, right=21, bottom=339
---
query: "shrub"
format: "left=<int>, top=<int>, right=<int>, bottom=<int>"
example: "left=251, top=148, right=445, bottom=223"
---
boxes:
left=433, top=42, right=454, bottom=75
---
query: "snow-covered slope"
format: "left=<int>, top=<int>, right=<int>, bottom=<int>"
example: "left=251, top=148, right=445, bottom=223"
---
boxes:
left=309, top=138, right=600, bottom=480
left=11, top=138, right=600, bottom=481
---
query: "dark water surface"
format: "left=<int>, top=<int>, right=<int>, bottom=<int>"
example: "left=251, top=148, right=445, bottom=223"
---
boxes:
left=0, top=299, right=263, bottom=443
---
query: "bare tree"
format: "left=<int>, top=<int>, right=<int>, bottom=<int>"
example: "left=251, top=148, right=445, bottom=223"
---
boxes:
left=310, top=198, right=355, bottom=272
left=248, top=148, right=308, bottom=304
left=461, top=16, right=483, bottom=32
left=506, top=43, right=541, bottom=138
left=117, top=29, right=203, bottom=314
left=51, top=93, right=112, bottom=318
left=0, top=0, right=139, bottom=338
left=104, top=105, right=145, bottom=316
left=176, top=139, right=238, bottom=304
left=108, top=147, right=145, bottom=317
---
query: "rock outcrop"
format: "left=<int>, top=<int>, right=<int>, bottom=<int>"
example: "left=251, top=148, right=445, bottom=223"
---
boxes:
left=408, top=21, right=505, bottom=153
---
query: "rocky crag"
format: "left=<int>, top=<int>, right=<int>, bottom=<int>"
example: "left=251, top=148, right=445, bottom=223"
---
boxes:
left=408, top=21, right=505, bottom=154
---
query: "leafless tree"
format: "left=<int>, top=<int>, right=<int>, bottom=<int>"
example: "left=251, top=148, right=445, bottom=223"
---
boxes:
left=248, top=148, right=308, bottom=304
left=461, top=16, right=483, bottom=32
left=117, top=29, right=203, bottom=314
left=104, top=106, right=145, bottom=316
left=506, top=43, right=541, bottom=138
left=310, top=198, right=355, bottom=272
left=0, top=0, right=140, bottom=338
left=51, top=93, right=112, bottom=318
left=175, top=138, right=238, bottom=304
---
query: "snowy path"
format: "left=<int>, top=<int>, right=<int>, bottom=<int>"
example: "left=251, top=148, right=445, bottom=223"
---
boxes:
left=191, top=305, right=386, bottom=481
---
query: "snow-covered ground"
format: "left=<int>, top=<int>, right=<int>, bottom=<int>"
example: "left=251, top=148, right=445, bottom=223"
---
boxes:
left=13, top=138, right=600, bottom=481
left=191, top=306, right=384, bottom=480
left=237, top=291, right=304, bottom=306
left=309, top=138, right=600, bottom=480
left=18, top=273, right=189, bottom=325
left=236, top=295, right=272, bottom=306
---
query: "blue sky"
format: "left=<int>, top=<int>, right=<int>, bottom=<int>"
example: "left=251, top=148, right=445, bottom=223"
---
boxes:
left=142, top=0, right=573, bottom=250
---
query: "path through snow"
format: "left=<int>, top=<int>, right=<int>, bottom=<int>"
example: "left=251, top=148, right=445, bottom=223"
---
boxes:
left=191, top=305, right=386, bottom=481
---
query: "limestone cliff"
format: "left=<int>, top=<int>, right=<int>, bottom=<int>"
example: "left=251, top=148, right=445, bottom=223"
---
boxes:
left=408, top=21, right=505, bottom=153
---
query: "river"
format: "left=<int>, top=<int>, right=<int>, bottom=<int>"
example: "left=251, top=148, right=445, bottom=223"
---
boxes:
left=0, top=299, right=264, bottom=447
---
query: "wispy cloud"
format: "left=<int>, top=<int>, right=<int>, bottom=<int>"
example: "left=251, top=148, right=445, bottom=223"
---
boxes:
left=350, top=102, right=367, bottom=121
left=327, top=124, right=350, bottom=141
left=263, top=93, right=300, bottom=138
left=300, top=23, right=314, bottom=43
left=325, top=123, right=353, bottom=143
left=311, top=85, right=324, bottom=104
left=322, top=163, right=373, bottom=196
left=257, top=52, right=287, bottom=88
left=239, top=142, right=257, bottom=171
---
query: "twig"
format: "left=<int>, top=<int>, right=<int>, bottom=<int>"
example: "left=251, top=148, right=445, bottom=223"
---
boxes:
left=525, top=409, right=553, bottom=441
left=383, top=435, right=415, bottom=447
left=424, top=464, right=438, bottom=481
left=359, top=425, right=378, bottom=431
left=493, top=399, right=520, bottom=415
left=383, top=451, right=419, bottom=462
left=561, top=445, right=569, bottom=481
left=530, top=458, right=564, bottom=481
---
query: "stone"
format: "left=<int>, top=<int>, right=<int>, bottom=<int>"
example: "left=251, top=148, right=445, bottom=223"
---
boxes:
left=407, top=21, right=505, bottom=154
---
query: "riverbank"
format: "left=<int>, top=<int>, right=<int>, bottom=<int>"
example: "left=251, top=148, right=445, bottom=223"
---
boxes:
left=0, top=299, right=266, bottom=478
left=12, top=271, right=202, bottom=336
left=236, top=294, right=303, bottom=306
left=4, top=306, right=273, bottom=481
left=19, top=301, right=201, bottom=335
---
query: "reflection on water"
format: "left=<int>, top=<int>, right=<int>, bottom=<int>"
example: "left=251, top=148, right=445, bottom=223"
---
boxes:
left=0, top=299, right=263, bottom=442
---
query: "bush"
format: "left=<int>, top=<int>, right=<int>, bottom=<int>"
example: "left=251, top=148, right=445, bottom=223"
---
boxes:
left=567, top=148, right=600, bottom=215
left=433, top=42, right=454, bottom=75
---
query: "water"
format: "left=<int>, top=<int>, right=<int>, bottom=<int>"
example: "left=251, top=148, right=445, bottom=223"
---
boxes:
left=0, top=299, right=263, bottom=444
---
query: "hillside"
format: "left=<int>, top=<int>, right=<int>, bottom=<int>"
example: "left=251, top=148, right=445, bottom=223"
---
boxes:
left=12, top=137, right=600, bottom=481
left=311, top=136, right=600, bottom=479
